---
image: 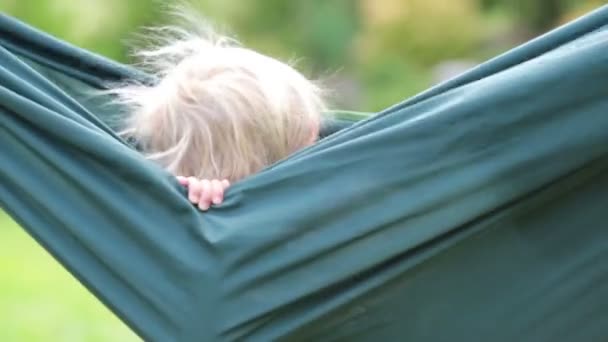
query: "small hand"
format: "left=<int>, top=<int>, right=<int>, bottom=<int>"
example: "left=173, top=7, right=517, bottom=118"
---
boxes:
left=177, top=176, right=230, bottom=211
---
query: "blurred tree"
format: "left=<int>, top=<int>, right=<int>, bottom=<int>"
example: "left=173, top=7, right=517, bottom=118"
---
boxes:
left=559, top=0, right=608, bottom=23
left=191, top=0, right=359, bottom=73
left=479, top=0, right=606, bottom=33
left=0, top=0, right=161, bottom=62
left=355, top=0, right=485, bottom=110
left=517, top=0, right=566, bottom=31
left=357, top=0, right=483, bottom=66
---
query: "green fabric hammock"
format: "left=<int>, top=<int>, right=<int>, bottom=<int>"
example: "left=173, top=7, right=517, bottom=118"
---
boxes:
left=1, top=6, right=608, bottom=342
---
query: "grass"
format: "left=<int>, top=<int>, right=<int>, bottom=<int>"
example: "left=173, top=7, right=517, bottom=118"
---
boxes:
left=0, top=212, right=140, bottom=341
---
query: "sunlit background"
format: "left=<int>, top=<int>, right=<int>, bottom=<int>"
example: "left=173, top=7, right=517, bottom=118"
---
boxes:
left=1, top=0, right=606, bottom=340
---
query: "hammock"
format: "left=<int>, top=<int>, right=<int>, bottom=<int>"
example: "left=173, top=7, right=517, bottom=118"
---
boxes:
left=1, top=7, right=608, bottom=342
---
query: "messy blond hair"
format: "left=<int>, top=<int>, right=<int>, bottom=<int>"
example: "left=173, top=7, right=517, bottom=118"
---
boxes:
left=110, top=9, right=325, bottom=181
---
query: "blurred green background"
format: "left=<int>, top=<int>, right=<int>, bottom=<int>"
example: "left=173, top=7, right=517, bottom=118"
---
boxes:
left=0, top=0, right=605, bottom=340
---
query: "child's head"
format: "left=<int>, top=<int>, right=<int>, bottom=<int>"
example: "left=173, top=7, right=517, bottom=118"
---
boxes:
left=113, top=14, right=325, bottom=182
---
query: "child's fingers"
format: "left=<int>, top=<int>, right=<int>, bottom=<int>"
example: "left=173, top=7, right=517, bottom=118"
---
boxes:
left=183, top=177, right=230, bottom=211
left=188, top=177, right=202, bottom=203
left=211, top=180, right=224, bottom=205
left=198, top=179, right=213, bottom=211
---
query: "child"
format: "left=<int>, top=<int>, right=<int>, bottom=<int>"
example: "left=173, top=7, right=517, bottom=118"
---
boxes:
left=111, top=10, right=326, bottom=210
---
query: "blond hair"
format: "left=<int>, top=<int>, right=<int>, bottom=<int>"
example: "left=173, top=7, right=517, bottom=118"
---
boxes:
left=110, top=10, right=325, bottom=181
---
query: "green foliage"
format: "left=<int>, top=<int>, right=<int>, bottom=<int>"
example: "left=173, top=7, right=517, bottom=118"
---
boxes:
left=353, top=0, right=486, bottom=109
left=357, top=0, right=484, bottom=67
left=358, top=56, right=430, bottom=111
left=191, top=0, right=360, bottom=73
left=0, top=213, right=139, bottom=341
left=480, top=0, right=607, bottom=32
left=0, top=0, right=160, bottom=62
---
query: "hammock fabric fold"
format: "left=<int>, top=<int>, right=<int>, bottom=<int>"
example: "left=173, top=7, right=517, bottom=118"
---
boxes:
left=1, top=7, right=608, bottom=342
